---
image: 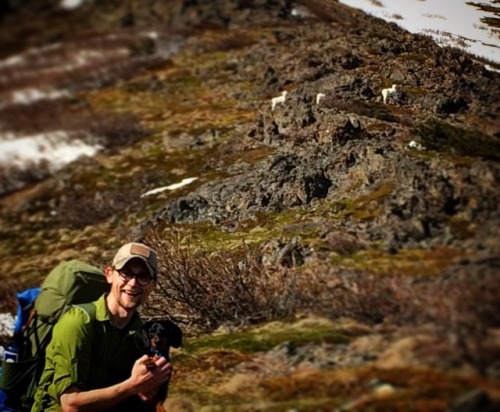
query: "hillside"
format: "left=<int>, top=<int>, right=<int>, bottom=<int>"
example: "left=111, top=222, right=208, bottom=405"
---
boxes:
left=0, top=0, right=499, bottom=410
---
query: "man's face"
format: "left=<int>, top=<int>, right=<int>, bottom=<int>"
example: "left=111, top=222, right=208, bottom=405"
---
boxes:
left=109, top=258, right=155, bottom=311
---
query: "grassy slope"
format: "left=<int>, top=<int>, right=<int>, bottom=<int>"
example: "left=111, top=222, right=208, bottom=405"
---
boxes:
left=0, top=2, right=499, bottom=410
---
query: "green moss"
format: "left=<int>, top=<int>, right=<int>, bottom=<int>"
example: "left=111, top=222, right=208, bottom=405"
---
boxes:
left=330, top=246, right=464, bottom=276
left=183, top=325, right=349, bottom=354
left=166, top=183, right=396, bottom=253
left=171, top=220, right=279, bottom=252
left=157, top=205, right=320, bottom=252
left=325, top=182, right=395, bottom=221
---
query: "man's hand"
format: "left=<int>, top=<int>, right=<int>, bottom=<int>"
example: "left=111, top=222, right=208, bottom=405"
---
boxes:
left=137, top=356, right=173, bottom=402
left=143, top=355, right=158, bottom=371
left=130, top=355, right=172, bottom=395
left=59, top=355, right=172, bottom=410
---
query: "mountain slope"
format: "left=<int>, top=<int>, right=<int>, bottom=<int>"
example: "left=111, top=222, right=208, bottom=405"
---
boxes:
left=0, top=0, right=499, bottom=410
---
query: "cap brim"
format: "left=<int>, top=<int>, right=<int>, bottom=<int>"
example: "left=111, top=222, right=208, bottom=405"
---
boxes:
left=114, top=256, right=157, bottom=278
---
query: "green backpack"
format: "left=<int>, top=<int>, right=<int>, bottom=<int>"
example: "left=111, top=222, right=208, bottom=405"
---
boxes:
left=0, top=259, right=110, bottom=411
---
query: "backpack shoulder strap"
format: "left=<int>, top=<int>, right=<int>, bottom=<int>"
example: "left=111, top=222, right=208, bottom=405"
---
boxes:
left=73, top=302, right=97, bottom=321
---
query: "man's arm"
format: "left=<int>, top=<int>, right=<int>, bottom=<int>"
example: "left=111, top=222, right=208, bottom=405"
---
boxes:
left=59, top=355, right=172, bottom=412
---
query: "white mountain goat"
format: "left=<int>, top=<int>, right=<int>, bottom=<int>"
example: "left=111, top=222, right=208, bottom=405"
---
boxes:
left=408, top=140, right=424, bottom=151
left=381, top=84, right=397, bottom=104
left=316, top=93, right=326, bottom=105
left=271, top=91, right=288, bottom=111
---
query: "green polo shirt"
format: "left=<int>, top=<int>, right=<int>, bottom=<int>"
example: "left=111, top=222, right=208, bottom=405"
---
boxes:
left=31, top=294, right=153, bottom=412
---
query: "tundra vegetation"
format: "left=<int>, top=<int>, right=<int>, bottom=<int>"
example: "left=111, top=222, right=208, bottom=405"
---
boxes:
left=0, top=0, right=499, bottom=410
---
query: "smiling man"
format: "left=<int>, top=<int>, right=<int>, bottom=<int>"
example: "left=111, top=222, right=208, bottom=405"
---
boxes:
left=32, top=242, right=171, bottom=412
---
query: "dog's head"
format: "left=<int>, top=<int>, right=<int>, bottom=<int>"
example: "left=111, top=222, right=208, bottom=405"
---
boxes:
left=135, top=319, right=183, bottom=357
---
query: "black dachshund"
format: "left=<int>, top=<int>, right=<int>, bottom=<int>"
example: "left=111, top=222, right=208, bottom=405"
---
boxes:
left=134, top=319, right=183, bottom=410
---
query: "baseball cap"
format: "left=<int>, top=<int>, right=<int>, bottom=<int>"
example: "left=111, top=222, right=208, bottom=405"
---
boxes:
left=112, top=242, right=158, bottom=279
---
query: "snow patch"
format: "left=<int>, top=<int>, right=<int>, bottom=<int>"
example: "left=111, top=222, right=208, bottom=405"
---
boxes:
left=339, top=0, right=500, bottom=64
left=0, top=55, right=25, bottom=69
left=141, top=177, right=198, bottom=197
left=484, top=64, right=500, bottom=73
left=10, top=88, right=69, bottom=105
left=0, top=131, right=102, bottom=173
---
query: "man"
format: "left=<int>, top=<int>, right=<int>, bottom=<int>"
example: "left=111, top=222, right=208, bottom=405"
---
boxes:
left=32, top=242, right=171, bottom=412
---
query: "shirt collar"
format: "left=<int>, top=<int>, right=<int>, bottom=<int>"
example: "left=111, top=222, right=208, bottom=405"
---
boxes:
left=94, top=294, right=143, bottom=331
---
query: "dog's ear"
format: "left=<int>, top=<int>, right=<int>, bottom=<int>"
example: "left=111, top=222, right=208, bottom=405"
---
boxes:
left=165, top=320, right=183, bottom=348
